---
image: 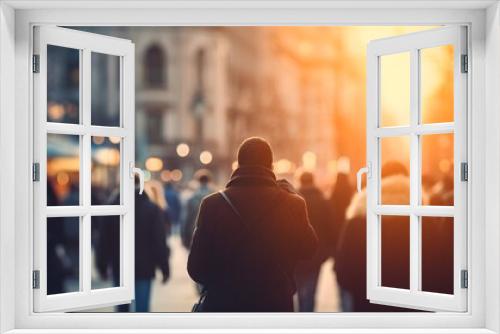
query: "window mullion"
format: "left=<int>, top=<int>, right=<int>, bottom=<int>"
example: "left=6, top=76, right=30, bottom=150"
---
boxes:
left=81, top=48, right=92, bottom=294
left=409, top=48, right=421, bottom=292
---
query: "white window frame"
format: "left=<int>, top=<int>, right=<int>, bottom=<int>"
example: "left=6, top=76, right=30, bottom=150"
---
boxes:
left=32, top=26, right=136, bottom=312
left=365, top=26, right=468, bottom=312
left=1, top=1, right=499, bottom=333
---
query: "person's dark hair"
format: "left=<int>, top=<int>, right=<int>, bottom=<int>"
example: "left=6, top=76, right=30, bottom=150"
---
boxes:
left=237, top=137, right=273, bottom=169
left=381, top=161, right=409, bottom=179
left=299, top=171, right=314, bottom=187
left=194, top=169, right=212, bottom=184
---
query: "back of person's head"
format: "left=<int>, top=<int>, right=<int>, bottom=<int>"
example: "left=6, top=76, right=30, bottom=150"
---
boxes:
left=237, top=137, right=273, bottom=169
left=299, top=171, right=314, bottom=187
left=194, top=169, right=212, bottom=185
left=381, top=161, right=409, bottom=179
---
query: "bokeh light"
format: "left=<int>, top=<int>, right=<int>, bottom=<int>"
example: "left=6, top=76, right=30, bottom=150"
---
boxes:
left=199, top=151, right=213, bottom=165
left=145, top=157, right=163, bottom=172
left=176, top=143, right=190, bottom=157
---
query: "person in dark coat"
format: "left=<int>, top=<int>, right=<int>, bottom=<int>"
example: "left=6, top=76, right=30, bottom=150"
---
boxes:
left=295, top=171, right=332, bottom=312
left=329, top=169, right=354, bottom=257
left=335, top=161, right=415, bottom=312
left=96, top=188, right=170, bottom=312
left=187, top=137, right=318, bottom=312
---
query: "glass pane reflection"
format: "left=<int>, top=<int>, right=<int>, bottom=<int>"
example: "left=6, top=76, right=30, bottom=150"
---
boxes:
left=47, top=45, right=80, bottom=124
left=91, top=52, right=121, bottom=127
left=380, top=52, right=410, bottom=127
left=421, top=216, right=454, bottom=294
left=91, top=216, right=121, bottom=290
left=47, top=134, right=80, bottom=206
left=380, top=136, right=410, bottom=205
left=420, top=45, right=454, bottom=124
left=381, top=215, right=410, bottom=290
left=91, top=136, right=121, bottom=205
left=421, top=134, right=454, bottom=206
left=47, top=217, right=80, bottom=295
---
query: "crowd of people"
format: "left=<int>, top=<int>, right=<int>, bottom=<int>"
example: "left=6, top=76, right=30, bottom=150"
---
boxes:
left=47, top=137, right=455, bottom=313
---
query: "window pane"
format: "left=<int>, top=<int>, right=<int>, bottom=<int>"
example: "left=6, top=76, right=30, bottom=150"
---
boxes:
left=47, top=45, right=80, bottom=124
left=91, top=136, right=121, bottom=205
left=380, top=136, right=410, bottom=205
left=91, top=52, right=120, bottom=127
left=421, top=216, right=454, bottom=294
left=91, top=216, right=121, bottom=289
left=47, top=134, right=80, bottom=206
left=421, top=134, right=454, bottom=206
left=47, top=217, right=80, bottom=295
left=381, top=215, right=410, bottom=289
left=380, top=52, right=410, bottom=127
left=420, top=45, right=454, bottom=124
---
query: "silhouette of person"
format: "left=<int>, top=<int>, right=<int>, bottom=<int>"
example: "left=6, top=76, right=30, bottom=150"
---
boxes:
left=295, top=171, right=332, bottom=312
left=188, top=137, right=318, bottom=312
left=329, top=168, right=354, bottom=257
left=181, top=169, right=214, bottom=250
left=164, top=182, right=182, bottom=232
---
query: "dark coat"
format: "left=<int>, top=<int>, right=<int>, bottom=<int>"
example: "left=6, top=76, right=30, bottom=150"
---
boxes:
left=187, top=166, right=318, bottom=312
left=329, top=172, right=354, bottom=257
left=296, top=185, right=332, bottom=275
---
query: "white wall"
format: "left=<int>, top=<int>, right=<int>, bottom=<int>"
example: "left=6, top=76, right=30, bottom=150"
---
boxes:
left=0, top=2, right=16, bottom=333
left=485, top=2, right=500, bottom=332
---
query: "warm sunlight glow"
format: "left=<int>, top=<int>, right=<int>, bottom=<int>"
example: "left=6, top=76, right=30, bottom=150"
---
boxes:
left=274, top=159, right=294, bottom=175
left=302, top=151, right=317, bottom=171
left=145, top=156, right=164, bottom=172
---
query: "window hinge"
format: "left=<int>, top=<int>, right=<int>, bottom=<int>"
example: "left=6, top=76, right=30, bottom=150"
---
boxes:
left=32, top=162, right=40, bottom=182
left=461, top=54, right=468, bottom=73
left=32, top=54, right=40, bottom=73
left=461, top=162, right=468, bottom=182
left=461, top=269, right=468, bottom=289
left=32, top=270, right=40, bottom=289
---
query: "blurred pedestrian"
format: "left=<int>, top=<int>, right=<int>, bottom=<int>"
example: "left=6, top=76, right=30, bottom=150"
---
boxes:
left=295, top=171, right=332, bottom=312
left=329, top=162, right=354, bottom=257
left=181, top=169, right=214, bottom=249
left=188, top=137, right=318, bottom=312
left=96, top=184, right=170, bottom=312
left=164, top=181, right=182, bottom=233
left=145, top=179, right=171, bottom=234
left=335, top=161, right=414, bottom=312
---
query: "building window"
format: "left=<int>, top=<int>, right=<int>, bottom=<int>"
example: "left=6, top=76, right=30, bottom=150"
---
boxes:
left=144, top=44, right=166, bottom=88
left=145, top=108, right=165, bottom=145
left=195, top=48, right=206, bottom=92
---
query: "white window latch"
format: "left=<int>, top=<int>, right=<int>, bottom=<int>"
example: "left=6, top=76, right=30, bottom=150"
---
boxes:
left=130, top=162, right=145, bottom=195
left=356, top=162, right=371, bottom=193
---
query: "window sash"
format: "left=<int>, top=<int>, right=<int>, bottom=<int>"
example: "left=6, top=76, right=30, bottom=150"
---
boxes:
left=366, top=26, right=468, bottom=312
left=33, top=26, right=136, bottom=312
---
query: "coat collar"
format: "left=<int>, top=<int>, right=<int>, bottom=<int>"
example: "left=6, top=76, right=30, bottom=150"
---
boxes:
left=226, top=165, right=277, bottom=188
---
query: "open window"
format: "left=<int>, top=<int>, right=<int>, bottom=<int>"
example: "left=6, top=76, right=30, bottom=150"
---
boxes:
left=33, top=26, right=141, bottom=312
left=361, top=26, right=467, bottom=312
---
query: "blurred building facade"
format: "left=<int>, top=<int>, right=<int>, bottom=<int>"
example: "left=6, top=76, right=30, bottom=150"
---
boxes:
left=79, top=27, right=340, bottom=185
